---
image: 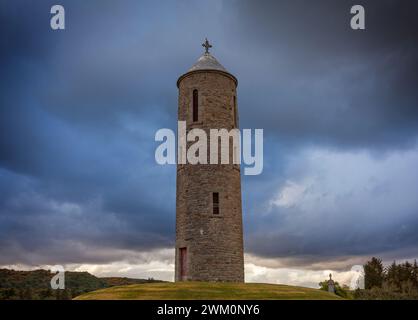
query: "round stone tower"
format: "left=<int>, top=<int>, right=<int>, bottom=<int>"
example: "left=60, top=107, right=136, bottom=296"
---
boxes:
left=175, top=40, right=244, bottom=282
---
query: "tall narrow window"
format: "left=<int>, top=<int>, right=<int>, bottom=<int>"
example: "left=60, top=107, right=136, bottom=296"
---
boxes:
left=179, top=247, right=187, bottom=281
left=193, top=89, right=198, bottom=122
left=233, top=96, right=237, bottom=127
left=213, top=192, right=219, bottom=214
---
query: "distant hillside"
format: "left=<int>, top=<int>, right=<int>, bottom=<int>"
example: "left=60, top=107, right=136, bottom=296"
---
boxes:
left=101, top=277, right=164, bottom=287
left=75, top=281, right=343, bottom=300
left=0, top=268, right=163, bottom=300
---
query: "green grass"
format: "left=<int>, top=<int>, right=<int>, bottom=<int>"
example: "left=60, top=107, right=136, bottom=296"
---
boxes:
left=74, top=281, right=343, bottom=300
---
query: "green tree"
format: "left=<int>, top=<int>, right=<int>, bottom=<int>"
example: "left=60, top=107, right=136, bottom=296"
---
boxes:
left=412, top=260, right=418, bottom=287
left=364, top=257, right=384, bottom=289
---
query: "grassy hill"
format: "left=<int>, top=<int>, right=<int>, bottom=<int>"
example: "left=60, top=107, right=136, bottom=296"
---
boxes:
left=75, top=281, right=343, bottom=300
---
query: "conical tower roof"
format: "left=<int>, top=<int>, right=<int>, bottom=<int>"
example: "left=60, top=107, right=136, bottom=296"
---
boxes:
left=188, top=52, right=228, bottom=73
left=177, top=38, right=237, bottom=87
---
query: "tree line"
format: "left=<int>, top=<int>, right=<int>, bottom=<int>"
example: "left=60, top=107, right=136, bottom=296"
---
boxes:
left=356, top=257, right=418, bottom=299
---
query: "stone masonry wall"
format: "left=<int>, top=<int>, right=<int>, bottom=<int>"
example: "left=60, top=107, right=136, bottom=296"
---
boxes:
left=175, top=70, right=244, bottom=282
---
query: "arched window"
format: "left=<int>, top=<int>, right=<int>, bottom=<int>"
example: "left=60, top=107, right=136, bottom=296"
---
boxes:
left=193, top=89, right=198, bottom=122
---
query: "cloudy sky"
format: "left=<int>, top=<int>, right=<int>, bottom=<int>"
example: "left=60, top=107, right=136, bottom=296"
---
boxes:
left=1, top=0, right=418, bottom=288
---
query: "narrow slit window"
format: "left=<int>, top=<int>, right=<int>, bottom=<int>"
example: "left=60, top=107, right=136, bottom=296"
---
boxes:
left=233, top=96, right=237, bottom=127
left=213, top=192, right=219, bottom=214
left=193, top=89, right=198, bottom=122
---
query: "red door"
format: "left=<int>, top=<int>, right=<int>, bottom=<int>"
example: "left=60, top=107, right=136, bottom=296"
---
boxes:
left=179, top=247, right=187, bottom=280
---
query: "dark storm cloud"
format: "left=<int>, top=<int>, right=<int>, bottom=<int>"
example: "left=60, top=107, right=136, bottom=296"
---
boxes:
left=224, top=0, right=418, bottom=149
left=0, top=0, right=180, bottom=264
left=226, top=0, right=418, bottom=265
left=1, top=0, right=418, bottom=268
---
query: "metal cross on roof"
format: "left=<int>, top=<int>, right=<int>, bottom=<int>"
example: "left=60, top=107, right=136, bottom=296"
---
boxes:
left=202, top=38, right=212, bottom=54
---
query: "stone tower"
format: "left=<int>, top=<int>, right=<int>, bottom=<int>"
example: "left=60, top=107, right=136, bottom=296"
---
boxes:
left=175, top=39, right=244, bottom=282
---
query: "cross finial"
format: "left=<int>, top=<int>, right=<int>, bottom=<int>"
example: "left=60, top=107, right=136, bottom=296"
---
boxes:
left=202, top=38, right=212, bottom=54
